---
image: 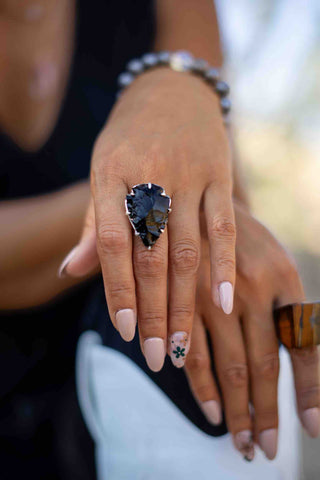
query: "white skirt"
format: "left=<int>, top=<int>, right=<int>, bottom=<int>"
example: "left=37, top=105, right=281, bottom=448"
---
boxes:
left=76, top=331, right=302, bottom=480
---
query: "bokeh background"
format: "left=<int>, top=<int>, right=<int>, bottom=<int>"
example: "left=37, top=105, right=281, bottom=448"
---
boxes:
left=216, top=0, right=320, bottom=477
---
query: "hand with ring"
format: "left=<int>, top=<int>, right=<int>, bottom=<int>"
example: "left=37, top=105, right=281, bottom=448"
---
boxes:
left=184, top=201, right=320, bottom=461
left=60, top=67, right=236, bottom=371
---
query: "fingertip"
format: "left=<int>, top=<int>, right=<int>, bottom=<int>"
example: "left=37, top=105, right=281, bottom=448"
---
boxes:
left=58, top=235, right=99, bottom=278
left=217, top=281, right=234, bottom=315
left=301, top=408, right=320, bottom=438
left=201, top=400, right=222, bottom=425
left=259, top=428, right=278, bottom=460
left=58, top=246, right=78, bottom=278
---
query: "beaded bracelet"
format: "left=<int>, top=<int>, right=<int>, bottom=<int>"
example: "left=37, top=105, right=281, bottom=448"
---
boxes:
left=117, top=50, right=231, bottom=117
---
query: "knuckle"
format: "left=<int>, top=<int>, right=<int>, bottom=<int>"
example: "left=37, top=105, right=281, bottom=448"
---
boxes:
left=134, top=248, right=166, bottom=278
left=186, top=353, right=211, bottom=372
left=222, top=363, right=248, bottom=388
left=215, top=254, right=236, bottom=272
left=171, top=241, right=200, bottom=275
left=241, top=265, right=265, bottom=287
left=139, top=310, right=165, bottom=334
left=194, top=384, right=215, bottom=401
left=208, top=216, right=236, bottom=241
left=108, top=282, right=133, bottom=300
left=280, top=255, right=299, bottom=279
left=296, top=385, right=320, bottom=408
left=98, top=225, right=130, bottom=254
left=255, top=409, right=278, bottom=427
left=227, top=408, right=251, bottom=432
left=170, top=304, right=194, bottom=321
left=252, top=353, right=280, bottom=381
left=292, top=347, right=319, bottom=367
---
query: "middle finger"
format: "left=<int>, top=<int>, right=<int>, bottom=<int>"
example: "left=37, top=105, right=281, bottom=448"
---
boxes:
left=134, top=225, right=168, bottom=372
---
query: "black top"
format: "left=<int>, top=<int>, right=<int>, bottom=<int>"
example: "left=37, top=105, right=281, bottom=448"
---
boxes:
left=0, top=2, right=226, bottom=479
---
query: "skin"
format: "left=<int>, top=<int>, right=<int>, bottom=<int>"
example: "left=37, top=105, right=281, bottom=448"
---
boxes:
left=0, top=182, right=90, bottom=309
left=184, top=202, right=320, bottom=460
left=64, top=0, right=236, bottom=370
left=74, top=67, right=236, bottom=369
left=0, top=0, right=318, bottom=462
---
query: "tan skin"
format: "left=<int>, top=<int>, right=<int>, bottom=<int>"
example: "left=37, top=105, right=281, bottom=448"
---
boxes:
left=0, top=0, right=318, bottom=462
left=185, top=202, right=320, bottom=460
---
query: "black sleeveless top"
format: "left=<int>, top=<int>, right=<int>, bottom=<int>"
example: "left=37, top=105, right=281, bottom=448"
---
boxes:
left=0, top=3, right=226, bottom=479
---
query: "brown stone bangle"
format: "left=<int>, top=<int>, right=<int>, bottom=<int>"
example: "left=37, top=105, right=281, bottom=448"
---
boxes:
left=274, top=302, right=320, bottom=349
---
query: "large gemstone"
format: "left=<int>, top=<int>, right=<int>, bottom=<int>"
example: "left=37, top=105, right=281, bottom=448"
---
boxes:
left=125, top=183, right=171, bottom=248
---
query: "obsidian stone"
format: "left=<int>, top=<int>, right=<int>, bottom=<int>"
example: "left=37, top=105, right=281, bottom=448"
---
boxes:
left=126, top=183, right=171, bottom=248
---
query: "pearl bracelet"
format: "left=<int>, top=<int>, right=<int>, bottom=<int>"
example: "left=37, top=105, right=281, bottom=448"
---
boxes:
left=117, top=50, right=231, bottom=116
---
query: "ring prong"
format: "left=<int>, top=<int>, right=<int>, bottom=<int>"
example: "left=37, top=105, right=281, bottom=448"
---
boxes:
left=148, top=246, right=152, bottom=250
left=148, top=183, right=152, bottom=189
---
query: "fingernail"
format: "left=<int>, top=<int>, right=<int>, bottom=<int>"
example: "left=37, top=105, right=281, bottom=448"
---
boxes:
left=259, top=428, right=278, bottom=460
left=301, top=408, right=320, bottom=438
left=233, top=430, right=255, bottom=462
left=115, top=309, right=136, bottom=342
left=169, top=331, right=190, bottom=368
left=201, top=400, right=222, bottom=425
left=218, top=281, right=233, bottom=315
left=58, top=246, right=78, bottom=278
left=143, top=338, right=166, bottom=372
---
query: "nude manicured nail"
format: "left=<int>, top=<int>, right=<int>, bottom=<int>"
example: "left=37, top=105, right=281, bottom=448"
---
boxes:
left=259, top=428, right=278, bottom=460
left=233, top=430, right=254, bottom=462
left=58, top=246, right=78, bottom=278
left=116, top=309, right=136, bottom=342
left=201, top=400, right=222, bottom=425
left=169, top=331, right=190, bottom=368
left=218, top=281, right=233, bottom=315
left=301, top=408, right=320, bottom=438
left=143, top=338, right=165, bottom=372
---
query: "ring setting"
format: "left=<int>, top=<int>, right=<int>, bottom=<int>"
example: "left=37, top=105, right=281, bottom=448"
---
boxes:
left=125, top=183, right=171, bottom=249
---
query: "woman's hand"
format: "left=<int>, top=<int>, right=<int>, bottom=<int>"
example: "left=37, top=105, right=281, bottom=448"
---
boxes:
left=184, top=201, right=320, bottom=460
left=62, top=67, right=236, bottom=372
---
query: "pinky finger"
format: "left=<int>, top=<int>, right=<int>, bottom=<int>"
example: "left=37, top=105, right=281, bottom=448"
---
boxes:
left=184, top=313, right=222, bottom=426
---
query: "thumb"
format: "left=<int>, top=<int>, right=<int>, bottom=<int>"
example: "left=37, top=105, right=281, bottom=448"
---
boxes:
left=58, top=197, right=100, bottom=278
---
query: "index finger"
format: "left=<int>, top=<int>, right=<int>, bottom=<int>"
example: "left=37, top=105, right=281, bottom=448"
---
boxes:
left=94, top=170, right=137, bottom=342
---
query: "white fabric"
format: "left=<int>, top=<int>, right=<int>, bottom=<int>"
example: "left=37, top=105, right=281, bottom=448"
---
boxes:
left=76, top=331, right=302, bottom=480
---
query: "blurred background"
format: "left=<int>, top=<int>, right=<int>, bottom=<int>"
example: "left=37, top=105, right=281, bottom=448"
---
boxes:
left=216, top=0, right=320, bottom=477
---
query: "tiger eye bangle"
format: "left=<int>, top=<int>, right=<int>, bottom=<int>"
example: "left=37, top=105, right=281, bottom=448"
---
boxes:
left=274, top=302, right=320, bottom=349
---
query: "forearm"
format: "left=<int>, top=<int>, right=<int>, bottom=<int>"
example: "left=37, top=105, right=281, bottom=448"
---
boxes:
left=0, top=182, right=90, bottom=309
left=154, top=0, right=223, bottom=66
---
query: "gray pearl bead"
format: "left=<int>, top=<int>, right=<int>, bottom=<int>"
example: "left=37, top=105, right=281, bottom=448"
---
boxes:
left=142, top=53, right=159, bottom=68
left=117, top=72, right=134, bottom=88
left=215, top=81, right=230, bottom=97
left=204, top=67, right=220, bottom=84
left=170, top=50, right=194, bottom=72
left=158, top=51, right=171, bottom=64
left=193, top=58, right=209, bottom=74
left=220, top=97, right=231, bottom=114
left=127, top=59, right=144, bottom=75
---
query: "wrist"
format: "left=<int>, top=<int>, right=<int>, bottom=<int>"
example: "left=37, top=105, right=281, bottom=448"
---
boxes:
left=117, top=51, right=231, bottom=118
